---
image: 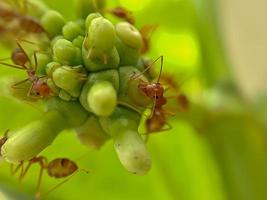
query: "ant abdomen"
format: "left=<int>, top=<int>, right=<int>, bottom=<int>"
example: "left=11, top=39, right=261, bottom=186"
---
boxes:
left=47, top=158, right=78, bottom=178
left=11, top=48, right=28, bottom=66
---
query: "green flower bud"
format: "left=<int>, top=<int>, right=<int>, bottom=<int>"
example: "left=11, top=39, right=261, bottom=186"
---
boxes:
left=41, top=10, right=65, bottom=37
left=59, top=89, right=72, bottom=101
left=62, top=21, right=84, bottom=41
left=116, top=22, right=143, bottom=49
left=75, top=0, right=105, bottom=19
left=33, top=53, right=51, bottom=75
left=46, top=78, right=60, bottom=95
left=2, top=111, right=66, bottom=164
left=53, top=39, right=82, bottom=65
left=52, top=66, right=87, bottom=98
left=82, top=46, right=120, bottom=71
left=115, top=37, right=139, bottom=66
left=72, top=35, right=85, bottom=48
left=46, top=61, right=61, bottom=77
left=75, top=116, right=109, bottom=149
left=118, top=66, right=151, bottom=112
left=85, top=12, right=102, bottom=30
left=47, top=97, right=89, bottom=127
left=87, top=80, right=117, bottom=116
left=87, top=17, right=116, bottom=51
left=51, top=35, right=64, bottom=47
left=80, top=69, right=119, bottom=112
left=99, top=107, right=151, bottom=175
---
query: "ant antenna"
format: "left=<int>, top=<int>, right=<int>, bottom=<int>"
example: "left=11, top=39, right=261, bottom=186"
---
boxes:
left=130, top=55, right=164, bottom=82
left=38, top=169, right=89, bottom=199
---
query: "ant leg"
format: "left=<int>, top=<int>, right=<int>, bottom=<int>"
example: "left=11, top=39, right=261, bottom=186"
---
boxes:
left=0, top=61, right=25, bottom=70
left=38, top=169, right=89, bottom=199
left=26, top=82, right=34, bottom=97
left=149, top=94, right=157, bottom=118
left=130, top=56, right=163, bottom=81
left=15, top=39, right=32, bottom=66
left=10, top=161, right=24, bottom=176
left=35, top=158, right=48, bottom=199
left=12, top=78, right=30, bottom=89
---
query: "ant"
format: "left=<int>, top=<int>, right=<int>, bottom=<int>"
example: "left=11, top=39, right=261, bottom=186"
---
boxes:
left=0, top=129, right=9, bottom=156
left=0, top=3, right=45, bottom=34
left=11, top=156, right=89, bottom=199
left=130, top=56, right=189, bottom=134
left=105, top=6, right=135, bottom=25
left=139, top=24, right=158, bottom=55
left=0, top=39, right=52, bottom=99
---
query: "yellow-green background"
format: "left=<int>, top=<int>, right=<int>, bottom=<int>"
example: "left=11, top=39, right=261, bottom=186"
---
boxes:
left=0, top=0, right=267, bottom=200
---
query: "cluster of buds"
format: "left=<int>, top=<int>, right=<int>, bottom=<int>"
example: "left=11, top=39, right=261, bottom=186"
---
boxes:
left=0, top=0, right=163, bottom=176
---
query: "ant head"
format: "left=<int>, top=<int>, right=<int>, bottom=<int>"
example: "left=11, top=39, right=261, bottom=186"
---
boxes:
left=145, top=83, right=164, bottom=100
left=32, top=80, right=51, bottom=97
left=11, top=48, right=28, bottom=66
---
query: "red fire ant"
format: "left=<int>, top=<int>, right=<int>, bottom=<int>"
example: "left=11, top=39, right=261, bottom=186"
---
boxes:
left=105, top=6, right=135, bottom=25
left=0, top=3, right=45, bottom=34
left=11, top=156, right=89, bottom=199
left=0, top=40, right=52, bottom=99
left=139, top=24, right=158, bottom=55
left=131, top=56, right=189, bottom=134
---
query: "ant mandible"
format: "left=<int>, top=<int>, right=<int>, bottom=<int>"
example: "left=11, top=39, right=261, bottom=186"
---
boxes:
left=11, top=156, right=88, bottom=199
left=0, top=39, right=52, bottom=98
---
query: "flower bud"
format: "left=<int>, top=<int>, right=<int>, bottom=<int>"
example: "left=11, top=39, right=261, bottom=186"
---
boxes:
left=2, top=111, right=66, bottom=164
left=115, top=22, right=142, bottom=49
left=47, top=97, right=89, bottom=128
left=62, top=21, right=84, bottom=41
left=41, top=10, right=65, bottom=37
left=52, top=66, right=86, bottom=98
left=75, top=116, right=109, bottom=149
left=115, top=37, right=139, bottom=66
left=82, top=46, right=120, bottom=71
left=87, top=17, right=116, bottom=51
left=53, top=39, right=82, bottom=65
left=72, top=35, right=85, bottom=48
left=87, top=80, right=117, bottom=116
left=80, top=69, right=119, bottom=112
left=85, top=13, right=102, bottom=30
left=99, top=107, right=151, bottom=175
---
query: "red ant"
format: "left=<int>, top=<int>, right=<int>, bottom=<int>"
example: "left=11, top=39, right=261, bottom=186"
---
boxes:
left=139, top=24, right=158, bottom=55
left=105, top=6, right=135, bottom=25
left=0, top=40, right=52, bottom=99
left=11, top=156, right=88, bottom=199
left=0, top=129, right=9, bottom=156
left=0, top=3, right=45, bottom=34
left=131, top=56, right=189, bottom=134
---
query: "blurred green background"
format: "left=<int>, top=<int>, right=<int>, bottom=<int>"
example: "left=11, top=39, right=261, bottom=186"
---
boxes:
left=1, top=0, right=267, bottom=200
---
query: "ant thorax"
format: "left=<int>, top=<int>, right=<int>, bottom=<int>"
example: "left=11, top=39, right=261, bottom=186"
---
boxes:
left=27, top=68, right=37, bottom=81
